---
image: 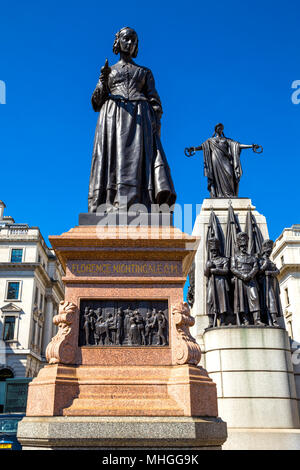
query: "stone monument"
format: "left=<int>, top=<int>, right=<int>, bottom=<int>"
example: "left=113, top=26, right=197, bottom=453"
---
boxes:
left=185, top=126, right=300, bottom=450
left=17, top=28, right=227, bottom=450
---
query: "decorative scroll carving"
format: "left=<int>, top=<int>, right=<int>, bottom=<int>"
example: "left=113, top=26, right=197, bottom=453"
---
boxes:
left=46, top=301, right=79, bottom=365
left=172, top=302, right=201, bottom=366
left=79, top=300, right=169, bottom=347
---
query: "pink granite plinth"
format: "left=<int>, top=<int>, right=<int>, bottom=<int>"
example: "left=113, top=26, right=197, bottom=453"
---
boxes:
left=25, top=225, right=221, bottom=421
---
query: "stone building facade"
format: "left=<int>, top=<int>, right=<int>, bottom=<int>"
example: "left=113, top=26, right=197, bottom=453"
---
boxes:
left=272, top=224, right=300, bottom=342
left=272, top=224, right=300, bottom=417
left=0, top=201, right=64, bottom=411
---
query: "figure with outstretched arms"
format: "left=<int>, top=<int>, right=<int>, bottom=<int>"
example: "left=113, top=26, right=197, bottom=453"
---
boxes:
left=185, top=123, right=263, bottom=198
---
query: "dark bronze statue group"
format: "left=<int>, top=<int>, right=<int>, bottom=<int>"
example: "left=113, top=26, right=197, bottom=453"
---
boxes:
left=85, top=26, right=283, bottom=337
left=204, top=232, right=282, bottom=328
left=80, top=304, right=168, bottom=347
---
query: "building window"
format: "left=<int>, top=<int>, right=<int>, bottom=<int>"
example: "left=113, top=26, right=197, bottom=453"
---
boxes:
left=287, top=320, right=294, bottom=339
left=6, top=282, right=20, bottom=300
left=3, top=316, right=16, bottom=341
left=280, top=255, right=284, bottom=266
left=285, top=287, right=290, bottom=306
left=39, top=293, right=44, bottom=311
left=34, top=286, right=39, bottom=305
left=10, top=249, right=23, bottom=263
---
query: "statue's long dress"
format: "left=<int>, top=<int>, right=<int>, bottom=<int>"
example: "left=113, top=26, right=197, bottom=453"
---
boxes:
left=202, top=137, right=242, bottom=198
left=88, top=60, right=176, bottom=212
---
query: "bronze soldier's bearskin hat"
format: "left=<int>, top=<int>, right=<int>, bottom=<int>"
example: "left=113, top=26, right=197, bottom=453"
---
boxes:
left=208, top=237, right=220, bottom=250
left=262, top=239, right=274, bottom=251
left=236, top=232, right=249, bottom=246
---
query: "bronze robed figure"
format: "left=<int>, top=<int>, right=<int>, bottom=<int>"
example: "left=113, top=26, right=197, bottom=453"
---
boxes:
left=88, top=27, right=176, bottom=213
left=231, top=232, right=263, bottom=326
left=204, top=238, right=232, bottom=327
left=185, top=123, right=263, bottom=198
left=258, top=239, right=283, bottom=326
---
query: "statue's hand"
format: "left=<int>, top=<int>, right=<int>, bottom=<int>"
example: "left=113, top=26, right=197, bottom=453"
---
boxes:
left=184, top=147, right=195, bottom=157
left=252, top=144, right=263, bottom=154
left=99, top=58, right=111, bottom=84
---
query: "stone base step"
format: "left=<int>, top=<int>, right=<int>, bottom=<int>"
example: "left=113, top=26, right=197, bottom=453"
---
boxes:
left=63, top=397, right=183, bottom=416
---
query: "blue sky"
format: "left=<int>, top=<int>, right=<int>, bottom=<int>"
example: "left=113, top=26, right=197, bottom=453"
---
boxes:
left=0, top=0, right=299, bottom=244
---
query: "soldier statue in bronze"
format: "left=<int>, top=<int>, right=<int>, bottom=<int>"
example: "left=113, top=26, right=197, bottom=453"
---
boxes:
left=258, top=239, right=283, bottom=327
left=231, top=232, right=263, bottom=326
left=204, top=238, right=231, bottom=327
left=88, top=26, right=176, bottom=213
left=185, top=123, right=263, bottom=198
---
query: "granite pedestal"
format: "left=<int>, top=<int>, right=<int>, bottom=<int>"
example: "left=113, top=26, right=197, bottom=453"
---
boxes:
left=17, top=224, right=227, bottom=450
left=204, top=326, right=300, bottom=450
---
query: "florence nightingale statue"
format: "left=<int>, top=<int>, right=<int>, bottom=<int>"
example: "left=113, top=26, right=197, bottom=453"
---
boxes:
left=88, top=27, right=176, bottom=213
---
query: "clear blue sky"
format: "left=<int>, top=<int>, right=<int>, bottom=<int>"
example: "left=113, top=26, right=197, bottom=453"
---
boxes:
left=1, top=0, right=299, bottom=244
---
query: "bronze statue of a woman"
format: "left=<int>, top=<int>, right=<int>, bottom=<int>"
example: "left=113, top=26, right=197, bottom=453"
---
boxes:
left=185, top=123, right=263, bottom=198
left=88, top=27, right=176, bottom=213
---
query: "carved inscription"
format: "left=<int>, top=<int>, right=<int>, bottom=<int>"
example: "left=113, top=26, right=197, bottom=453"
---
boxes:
left=68, top=261, right=181, bottom=277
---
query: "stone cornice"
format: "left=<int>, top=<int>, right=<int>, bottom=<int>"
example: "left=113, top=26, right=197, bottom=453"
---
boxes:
left=49, top=225, right=199, bottom=278
left=277, top=264, right=300, bottom=281
left=0, top=262, right=62, bottom=290
left=272, top=238, right=300, bottom=258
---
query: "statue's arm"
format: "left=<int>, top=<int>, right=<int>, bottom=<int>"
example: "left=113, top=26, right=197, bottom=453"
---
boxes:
left=245, top=258, right=259, bottom=281
left=265, top=264, right=280, bottom=276
left=231, top=256, right=245, bottom=280
left=91, top=80, right=109, bottom=112
left=239, top=144, right=253, bottom=149
left=144, top=70, right=163, bottom=120
left=204, top=263, right=211, bottom=278
left=239, top=143, right=263, bottom=153
left=211, top=258, right=229, bottom=276
left=204, top=260, right=214, bottom=277
left=260, top=259, right=268, bottom=272
left=192, top=144, right=203, bottom=152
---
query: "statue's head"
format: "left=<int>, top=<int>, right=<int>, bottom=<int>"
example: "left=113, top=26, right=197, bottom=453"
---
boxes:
left=208, top=237, right=220, bottom=258
left=213, top=123, right=225, bottom=137
left=261, top=239, right=274, bottom=257
left=113, top=27, right=138, bottom=58
left=237, top=232, right=249, bottom=253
